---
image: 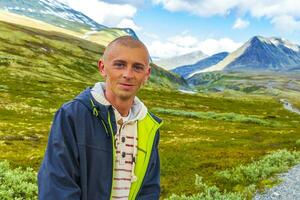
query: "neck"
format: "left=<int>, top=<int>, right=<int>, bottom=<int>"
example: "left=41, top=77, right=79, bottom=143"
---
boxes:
left=104, top=91, right=133, bottom=117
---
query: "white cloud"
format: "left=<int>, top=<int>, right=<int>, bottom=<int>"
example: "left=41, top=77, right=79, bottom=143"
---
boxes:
left=168, top=35, right=199, bottom=48
left=152, top=0, right=239, bottom=16
left=101, top=0, right=145, bottom=7
left=152, top=0, right=300, bottom=33
left=58, top=0, right=138, bottom=27
left=271, top=15, right=300, bottom=33
left=146, top=34, right=242, bottom=58
left=233, top=18, right=249, bottom=29
left=142, top=32, right=159, bottom=40
left=198, top=38, right=242, bottom=55
left=117, top=18, right=141, bottom=31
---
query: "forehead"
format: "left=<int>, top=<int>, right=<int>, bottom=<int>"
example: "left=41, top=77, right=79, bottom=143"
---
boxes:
left=104, top=44, right=149, bottom=65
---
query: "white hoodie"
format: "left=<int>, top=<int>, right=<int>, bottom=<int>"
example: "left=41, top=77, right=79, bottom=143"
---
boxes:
left=91, top=82, right=147, bottom=199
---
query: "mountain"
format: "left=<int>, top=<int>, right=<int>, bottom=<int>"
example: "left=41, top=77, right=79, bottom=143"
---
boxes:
left=154, top=50, right=207, bottom=70
left=0, top=20, right=186, bottom=91
left=0, top=0, right=106, bottom=32
left=190, top=36, right=300, bottom=76
left=0, top=0, right=139, bottom=46
left=172, top=52, right=228, bottom=78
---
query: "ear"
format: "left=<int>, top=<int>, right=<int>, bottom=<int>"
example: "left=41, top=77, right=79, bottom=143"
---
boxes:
left=98, top=59, right=106, bottom=78
left=143, top=66, right=151, bottom=84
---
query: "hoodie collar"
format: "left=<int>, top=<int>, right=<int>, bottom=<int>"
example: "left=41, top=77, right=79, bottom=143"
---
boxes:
left=90, top=82, right=148, bottom=122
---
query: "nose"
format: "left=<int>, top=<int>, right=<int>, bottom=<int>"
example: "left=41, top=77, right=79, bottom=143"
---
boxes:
left=122, top=66, right=134, bottom=79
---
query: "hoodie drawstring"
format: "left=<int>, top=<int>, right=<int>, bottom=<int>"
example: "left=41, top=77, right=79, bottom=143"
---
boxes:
left=90, top=99, right=110, bottom=137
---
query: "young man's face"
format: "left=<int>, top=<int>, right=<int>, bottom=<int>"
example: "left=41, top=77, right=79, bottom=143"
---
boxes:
left=99, top=44, right=151, bottom=101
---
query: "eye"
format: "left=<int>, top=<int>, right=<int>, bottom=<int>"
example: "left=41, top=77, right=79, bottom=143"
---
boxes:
left=133, top=65, right=145, bottom=72
left=114, top=62, right=125, bottom=68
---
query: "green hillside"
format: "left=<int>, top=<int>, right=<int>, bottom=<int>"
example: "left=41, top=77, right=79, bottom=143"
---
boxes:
left=0, top=19, right=185, bottom=166
left=1, top=20, right=300, bottom=199
left=188, top=71, right=300, bottom=108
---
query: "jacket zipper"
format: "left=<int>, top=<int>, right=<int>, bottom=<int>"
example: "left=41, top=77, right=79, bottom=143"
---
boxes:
left=108, top=110, right=116, bottom=200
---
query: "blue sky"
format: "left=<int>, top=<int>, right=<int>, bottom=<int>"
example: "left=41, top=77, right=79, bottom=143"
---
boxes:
left=59, top=0, right=300, bottom=58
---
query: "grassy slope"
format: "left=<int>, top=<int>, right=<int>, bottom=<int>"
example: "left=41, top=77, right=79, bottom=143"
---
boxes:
left=140, top=89, right=300, bottom=198
left=0, top=10, right=85, bottom=38
left=188, top=71, right=300, bottom=108
left=0, top=20, right=184, bottom=166
left=0, top=10, right=133, bottom=47
left=0, top=20, right=300, bottom=199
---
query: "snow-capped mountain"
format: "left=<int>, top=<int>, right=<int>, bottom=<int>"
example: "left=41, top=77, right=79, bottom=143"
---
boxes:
left=0, top=0, right=106, bottom=31
left=189, top=36, right=300, bottom=77
left=172, top=52, right=228, bottom=78
left=154, top=50, right=207, bottom=70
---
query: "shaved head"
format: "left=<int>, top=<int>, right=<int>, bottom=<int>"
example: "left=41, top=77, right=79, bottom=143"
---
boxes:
left=103, top=36, right=150, bottom=65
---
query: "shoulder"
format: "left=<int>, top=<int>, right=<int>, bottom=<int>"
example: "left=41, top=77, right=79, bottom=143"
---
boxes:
left=57, top=99, right=91, bottom=118
left=148, top=112, right=162, bottom=124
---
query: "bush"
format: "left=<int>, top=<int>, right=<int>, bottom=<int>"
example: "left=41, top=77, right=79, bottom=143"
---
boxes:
left=166, top=150, right=300, bottom=200
left=216, top=149, right=300, bottom=196
left=0, top=161, right=37, bottom=200
left=152, top=107, right=272, bottom=126
left=296, top=139, right=300, bottom=147
left=166, top=175, right=243, bottom=200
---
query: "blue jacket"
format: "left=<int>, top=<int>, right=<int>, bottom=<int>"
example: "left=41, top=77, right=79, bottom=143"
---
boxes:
left=38, top=88, right=162, bottom=200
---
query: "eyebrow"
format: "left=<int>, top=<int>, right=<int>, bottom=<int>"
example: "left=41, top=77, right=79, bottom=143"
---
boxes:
left=113, top=59, right=146, bottom=67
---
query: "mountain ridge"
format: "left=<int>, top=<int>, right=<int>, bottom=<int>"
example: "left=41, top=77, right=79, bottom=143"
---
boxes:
left=0, top=0, right=139, bottom=47
left=154, top=50, right=207, bottom=70
left=172, top=52, right=228, bottom=78
left=189, top=36, right=300, bottom=77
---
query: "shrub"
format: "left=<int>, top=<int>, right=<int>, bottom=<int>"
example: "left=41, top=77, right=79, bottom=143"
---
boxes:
left=166, top=150, right=300, bottom=200
left=152, top=107, right=272, bottom=126
left=296, top=139, right=300, bottom=147
left=0, top=161, right=37, bottom=200
left=216, top=149, right=300, bottom=193
left=166, top=175, right=243, bottom=200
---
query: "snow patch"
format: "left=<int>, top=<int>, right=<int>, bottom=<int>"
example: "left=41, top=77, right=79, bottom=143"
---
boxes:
left=178, top=89, right=197, bottom=94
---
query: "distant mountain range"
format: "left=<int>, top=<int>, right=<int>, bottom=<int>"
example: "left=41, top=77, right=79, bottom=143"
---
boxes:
left=2, top=1, right=299, bottom=79
left=172, top=52, right=228, bottom=78
left=154, top=50, right=207, bottom=70
left=188, top=36, right=300, bottom=78
left=0, top=1, right=186, bottom=89
left=0, top=0, right=138, bottom=40
left=0, top=0, right=106, bottom=32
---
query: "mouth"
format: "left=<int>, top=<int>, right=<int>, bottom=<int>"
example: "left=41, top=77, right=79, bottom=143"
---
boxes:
left=118, top=83, right=135, bottom=90
left=119, top=83, right=134, bottom=86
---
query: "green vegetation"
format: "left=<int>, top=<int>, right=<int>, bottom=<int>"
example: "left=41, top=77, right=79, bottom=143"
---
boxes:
left=152, top=107, right=274, bottom=126
left=2, top=149, right=298, bottom=200
left=0, top=161, right=37, bottom=200
left=0, top=20, right=300, bottom=199
left=167, top=175, right=243, bottom=200
left=188, top=71, right=300, bottom=107
left=139, top=88, right=300, bottom=198
left=0, top=20, right=184, bottom=168
left=166, top=150, right=300, bottom=200
left=296, top=139, right=300, bottom=148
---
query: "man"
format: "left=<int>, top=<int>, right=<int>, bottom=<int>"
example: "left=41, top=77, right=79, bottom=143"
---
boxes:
left=38, top=36, right=162, bottom=200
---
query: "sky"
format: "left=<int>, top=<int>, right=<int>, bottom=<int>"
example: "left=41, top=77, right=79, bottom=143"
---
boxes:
left=58, top=0, right=300, bottom=59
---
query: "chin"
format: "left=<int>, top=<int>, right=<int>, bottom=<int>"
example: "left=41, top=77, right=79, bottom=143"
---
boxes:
left=117, top=92, right=135, bottom=100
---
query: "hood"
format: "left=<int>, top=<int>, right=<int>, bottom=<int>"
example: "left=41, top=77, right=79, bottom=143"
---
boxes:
left=74, top=87, right=117, bottom=137
left=90, top=82, right=148, bottom=122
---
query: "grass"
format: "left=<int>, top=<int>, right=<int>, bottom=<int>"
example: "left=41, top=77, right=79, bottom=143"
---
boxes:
left=138, top=89, right=300, bottom=198
left=166, top=149, right=300, bottom=200
left=0, top=20, right=300, bottom=199
left=152, top=107, right=275, bottom=126
left=2, top=149, right=299, bottom=199
left=188, top=71, right=300, bottom=108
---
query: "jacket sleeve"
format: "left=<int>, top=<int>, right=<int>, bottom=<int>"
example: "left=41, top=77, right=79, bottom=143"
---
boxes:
left=38, top=106, right=81, bottom=200
left=137, top=130, right=161, bottom=200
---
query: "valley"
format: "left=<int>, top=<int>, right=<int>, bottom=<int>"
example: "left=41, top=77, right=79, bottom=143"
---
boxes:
left=0, top=2, right=300, bottom=199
